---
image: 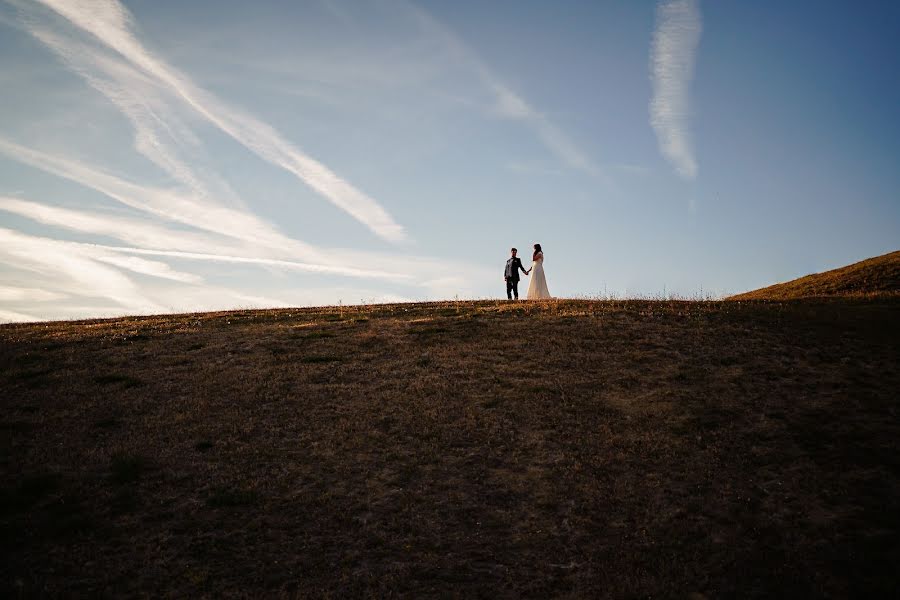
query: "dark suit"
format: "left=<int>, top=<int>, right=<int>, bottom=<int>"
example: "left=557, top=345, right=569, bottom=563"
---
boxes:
left=504, top=256, right=527, bottom=299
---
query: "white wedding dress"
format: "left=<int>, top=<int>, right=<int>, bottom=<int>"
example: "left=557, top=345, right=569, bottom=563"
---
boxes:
left=526, top=252, right=551, bottom=300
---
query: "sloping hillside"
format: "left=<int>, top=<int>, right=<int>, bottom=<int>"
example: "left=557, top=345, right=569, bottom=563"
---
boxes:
left=2, top=299, right=899, bottom=597
left=730, top=250, right=900, bottom=300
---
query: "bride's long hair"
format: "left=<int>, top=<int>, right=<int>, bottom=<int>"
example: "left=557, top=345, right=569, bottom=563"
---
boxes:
left=533, top=243, right=542, bottom=261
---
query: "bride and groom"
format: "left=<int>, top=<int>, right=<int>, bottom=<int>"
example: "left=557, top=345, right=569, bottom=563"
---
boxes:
left=504, top=244, right=551, bottom=300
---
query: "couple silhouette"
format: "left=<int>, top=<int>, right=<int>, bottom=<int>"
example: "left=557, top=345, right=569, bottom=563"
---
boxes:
left=503, top=244, right=550, bottom=300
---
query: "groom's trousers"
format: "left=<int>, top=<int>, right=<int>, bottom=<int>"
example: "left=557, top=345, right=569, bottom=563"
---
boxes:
left=506, top=278, right=519, bottom=299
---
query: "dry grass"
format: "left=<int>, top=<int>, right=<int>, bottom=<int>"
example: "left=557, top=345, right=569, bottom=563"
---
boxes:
left=1, top=298, right=899, bottom=597
left=729, top=249, right=900, bottom=300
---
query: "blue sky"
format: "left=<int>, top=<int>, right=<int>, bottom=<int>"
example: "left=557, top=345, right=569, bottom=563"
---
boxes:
left=0, top=0, right=898, bottom=322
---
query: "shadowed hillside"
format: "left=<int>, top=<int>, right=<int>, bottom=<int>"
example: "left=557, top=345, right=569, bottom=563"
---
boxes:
left=2, top=299, right=899, bottom=597
left=730, top=250, right=900, bottom=300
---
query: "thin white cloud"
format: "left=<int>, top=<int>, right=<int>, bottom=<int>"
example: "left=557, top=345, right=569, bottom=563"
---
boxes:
left=89, top=245, right=414, bottom=281
left=0, top=196, right=414, bottom=282
left=0, top=226, right=162, bottom=311
left=0, top=192, right=494, bottom=293
left=0, top=196, right=237, bottom=256
left=2, top=305, right=137, bottom=321
left=0, top=285, right=67, bottom=302
left=402, top=1, right=600, bottom=177
left=490, top=83, right=533, bottom=119
left=0, top=191, right=491, bottom=308
left=26, top=0, right=407, bottom=242
left=0, top=308, right=43, bottom=323
left=0, top=230, right=202, bottom=290
left=93, top=254, right=203, bottom=284
left=24, top=24, right=249, bottom=211
left=649, top=0, right=702, bottom=180
left=0, top=139, right=328, bottom=261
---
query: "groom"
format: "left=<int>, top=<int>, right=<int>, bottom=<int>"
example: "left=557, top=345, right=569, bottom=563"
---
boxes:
left=504, top=247, right=528, bottom=300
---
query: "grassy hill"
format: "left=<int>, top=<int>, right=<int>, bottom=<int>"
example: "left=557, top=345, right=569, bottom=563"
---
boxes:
left=730, top=250, right=900, bottom=300
left=2, top=298, right=899, bottom=597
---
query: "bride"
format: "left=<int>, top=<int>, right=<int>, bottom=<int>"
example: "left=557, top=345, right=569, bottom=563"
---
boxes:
left=526, top=243, right=552, bottom=300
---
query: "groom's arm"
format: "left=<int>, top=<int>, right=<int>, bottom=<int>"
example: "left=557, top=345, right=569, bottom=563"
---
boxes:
left=518, top=258, right=528, bottom=274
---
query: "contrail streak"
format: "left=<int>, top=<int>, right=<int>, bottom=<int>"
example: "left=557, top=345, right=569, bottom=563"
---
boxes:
left=31, top=0, right=407, bottom=241
left=650, top=0, right=702, bottom=179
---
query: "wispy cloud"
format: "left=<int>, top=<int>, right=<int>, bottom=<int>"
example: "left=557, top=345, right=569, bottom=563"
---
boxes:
left=0, top=196, right=239, bottom=256
left=0, top=286, right=66, bottom=302
left=0, top=140, right=326, bottom=261
left=402, top=1, right=600, bottom=177
left=0, top=195, right=477, bottom=288
left=650, top=0, right=702, bottom=180
left=0, top=228, right=203, bottom=291
left=0, top=308, right=43, bottom=323
left=0, top=196, right=412, bottom=281
left=29, top=25, right=242, bottom=209
left=0, top=226, right=163, bottom=311
left=24, top=0, right=406, bottom=242
left=93, top=254, right=202, bottom=284
left=88, top=245, right=414, bottom=281
left=0, top=1, right=525, bottom=321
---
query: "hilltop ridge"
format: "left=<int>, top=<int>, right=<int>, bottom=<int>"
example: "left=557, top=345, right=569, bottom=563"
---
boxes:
left=730, top=250, right=900, bottom=300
